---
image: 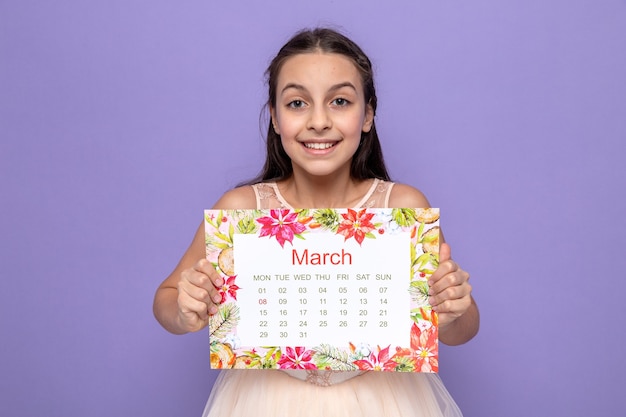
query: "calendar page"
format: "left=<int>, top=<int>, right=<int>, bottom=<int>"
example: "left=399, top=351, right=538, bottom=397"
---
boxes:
left=205, top=208, right=440, bottom=373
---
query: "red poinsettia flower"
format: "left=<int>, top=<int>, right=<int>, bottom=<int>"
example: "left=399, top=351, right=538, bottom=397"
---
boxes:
left=336, top=208, right=376, bottom=245
left=277, top=346, right=317, bottom=370
left=257, top=209, right=307, bottom=247
left=218, top=275, right=240, bottom=303
left=410, top=320, right=439, bottom=373
left=353, top=345, right=397, bottom=371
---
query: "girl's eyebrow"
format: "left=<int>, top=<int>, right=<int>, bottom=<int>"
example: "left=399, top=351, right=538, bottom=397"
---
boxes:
left=328, top=82, right=358, bottom=93
left=280, top=81, right=358, bottom=95
left=281, top=83, right=307, bottom=94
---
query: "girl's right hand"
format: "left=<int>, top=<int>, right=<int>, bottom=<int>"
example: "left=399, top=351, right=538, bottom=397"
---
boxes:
left=176, top=259, right=224, bottom=333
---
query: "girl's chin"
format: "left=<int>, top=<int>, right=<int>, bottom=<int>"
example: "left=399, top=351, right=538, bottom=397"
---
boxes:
left=292, top=161, right=353, bottom=178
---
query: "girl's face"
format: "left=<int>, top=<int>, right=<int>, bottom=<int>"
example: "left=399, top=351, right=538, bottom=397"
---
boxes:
left=271, top=52, right=374, bottom=179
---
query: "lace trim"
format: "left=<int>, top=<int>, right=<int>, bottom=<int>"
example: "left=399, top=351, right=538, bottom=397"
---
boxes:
left=252, top=183, right=288, bottom=209
left=252, top=179, right=393, bottom=210
left=360, top=180, right=393, bottom=208
left=280, top=369, right=365, bottom=387
left=305, top=370, right=334, bottom=387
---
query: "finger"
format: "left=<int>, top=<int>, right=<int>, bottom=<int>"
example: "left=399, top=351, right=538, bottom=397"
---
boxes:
left=191, top=260, right=227, bottom=308
left=194, top=259, right=224, bottom=288
left=439, top=242, right=451, bottom=263
left=429, top=269, right=470, bottom=296
left=431, top=295, right=472, bottom=319
left=179, top=278, right=213, bottom=304
left=184, top=265, right=220, bottom=293
left=430, top=243, right=455, bottom=283
left=429, top=279, right=472, bottom=307
left=179, top=280, right=221, bottom=319
left=178, top=290, right=210, bottom=321
left=179, top=307, right=210, bottom=333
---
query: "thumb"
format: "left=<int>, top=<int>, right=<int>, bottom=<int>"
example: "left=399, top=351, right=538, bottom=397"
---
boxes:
left=439, top=242, right=451, bottom=263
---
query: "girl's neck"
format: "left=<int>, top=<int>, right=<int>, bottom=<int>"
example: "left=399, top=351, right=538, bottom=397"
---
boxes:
left=277, top=171, right=372, bottom=208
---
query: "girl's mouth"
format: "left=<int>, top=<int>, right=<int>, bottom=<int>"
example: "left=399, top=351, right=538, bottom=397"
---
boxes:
left=303, top=142, right=337, bottom=150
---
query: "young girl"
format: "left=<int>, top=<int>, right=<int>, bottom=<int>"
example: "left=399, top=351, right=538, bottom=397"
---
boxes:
left=154, top=27, right=479, bottom=417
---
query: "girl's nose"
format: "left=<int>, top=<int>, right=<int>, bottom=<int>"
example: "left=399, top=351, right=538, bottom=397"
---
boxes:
left=306, top=105, right=331, bottom=131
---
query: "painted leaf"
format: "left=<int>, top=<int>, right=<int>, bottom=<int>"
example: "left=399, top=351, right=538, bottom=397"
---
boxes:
left=237, top=216, right=257, bottom=234
left=392, top=208, right=417, bottom=227
left=313, top=209, right=340, bottom=231
left=313, top=344, right=358, bottom=371
left=209, top=303, right=240, bottom=340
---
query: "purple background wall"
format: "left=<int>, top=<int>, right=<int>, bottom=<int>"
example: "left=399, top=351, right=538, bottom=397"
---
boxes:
left=2, top=1, right=625, bottom=416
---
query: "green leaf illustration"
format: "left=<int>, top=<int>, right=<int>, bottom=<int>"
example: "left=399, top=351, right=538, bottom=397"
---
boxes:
left=210, top=210, right=223, bottom=228
left=312, top=344, right=358, bottom=371
left=205, top=234, right=232, bottom=251
left=228, top=222, right=234, bottom=242
left=393, top=355, right=417, bottom=372
left=417, top=221, right=425, bottom=242
left=408, top=281, right=430, bottom=305
left=237, top=216, right=258, bottom=234
left=411, top=307, right=432, bottom=322
left=392, top=208, right=417, bottom=227
left=313, top=209, right=340, bottom=232
left=212, top=231, right=231, bottom=244
left=296, top=209, right=311, bottom=219
left=209, top=303, right=240, bottom=340
left=422, top=233, right=438, bottom=243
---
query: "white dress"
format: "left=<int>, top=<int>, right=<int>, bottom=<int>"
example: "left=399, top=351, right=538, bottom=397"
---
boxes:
left=202, top=179, right=463, bottom=417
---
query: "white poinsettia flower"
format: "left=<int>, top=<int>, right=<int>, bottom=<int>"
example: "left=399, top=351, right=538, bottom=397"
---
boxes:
left=377, top=209, right=393, bottom=223
left=356, top=343, right=371, bottom=357
left=376, top=209, right=402, bottom=235
left=223, top=334, right=241, bottom=349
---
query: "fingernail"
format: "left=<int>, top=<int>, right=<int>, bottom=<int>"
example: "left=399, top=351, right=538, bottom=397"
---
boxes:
left=428, top=297, right=435, bottom=305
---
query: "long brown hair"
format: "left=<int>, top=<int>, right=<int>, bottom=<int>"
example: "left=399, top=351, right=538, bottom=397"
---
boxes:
left=245, top=27, right=390, bottom=185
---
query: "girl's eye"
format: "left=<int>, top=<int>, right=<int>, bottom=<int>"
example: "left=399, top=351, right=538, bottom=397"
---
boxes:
left=332, top=98, right=350, bottom=106
left=288, top=100, right=305, bottom=109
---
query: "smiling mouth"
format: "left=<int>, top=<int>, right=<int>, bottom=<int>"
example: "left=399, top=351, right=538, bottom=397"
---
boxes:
left=303, top=142, right=337, bottom=150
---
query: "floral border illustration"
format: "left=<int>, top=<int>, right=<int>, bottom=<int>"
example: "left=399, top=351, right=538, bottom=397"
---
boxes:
left=205, top=208, right=440, bottom=373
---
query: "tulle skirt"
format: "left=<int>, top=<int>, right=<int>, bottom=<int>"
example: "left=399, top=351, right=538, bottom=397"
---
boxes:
left=202, top=370, right=462, bottom=417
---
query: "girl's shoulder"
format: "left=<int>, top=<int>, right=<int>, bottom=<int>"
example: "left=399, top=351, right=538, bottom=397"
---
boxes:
left=387, top=182, right=431, bottom=209
left=211, top=185, right=258, bottom=210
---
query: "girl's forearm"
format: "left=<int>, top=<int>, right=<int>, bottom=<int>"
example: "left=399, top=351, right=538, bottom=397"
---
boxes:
left=438, top=297, right=480, bottom=346
left=153, top=287, right=188, bottom=335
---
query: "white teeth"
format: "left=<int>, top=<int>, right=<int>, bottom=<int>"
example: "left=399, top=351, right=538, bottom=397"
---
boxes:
left=304, top=142, right=335, bottom=150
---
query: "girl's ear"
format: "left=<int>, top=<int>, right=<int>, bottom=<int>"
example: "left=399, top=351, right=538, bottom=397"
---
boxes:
left=362, top=102, right=374, bottom=133
left=270, top=106, right=280, bottom=134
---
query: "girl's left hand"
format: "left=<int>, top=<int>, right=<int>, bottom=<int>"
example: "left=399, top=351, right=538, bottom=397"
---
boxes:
left=428, top=242, right=473, bottom=329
